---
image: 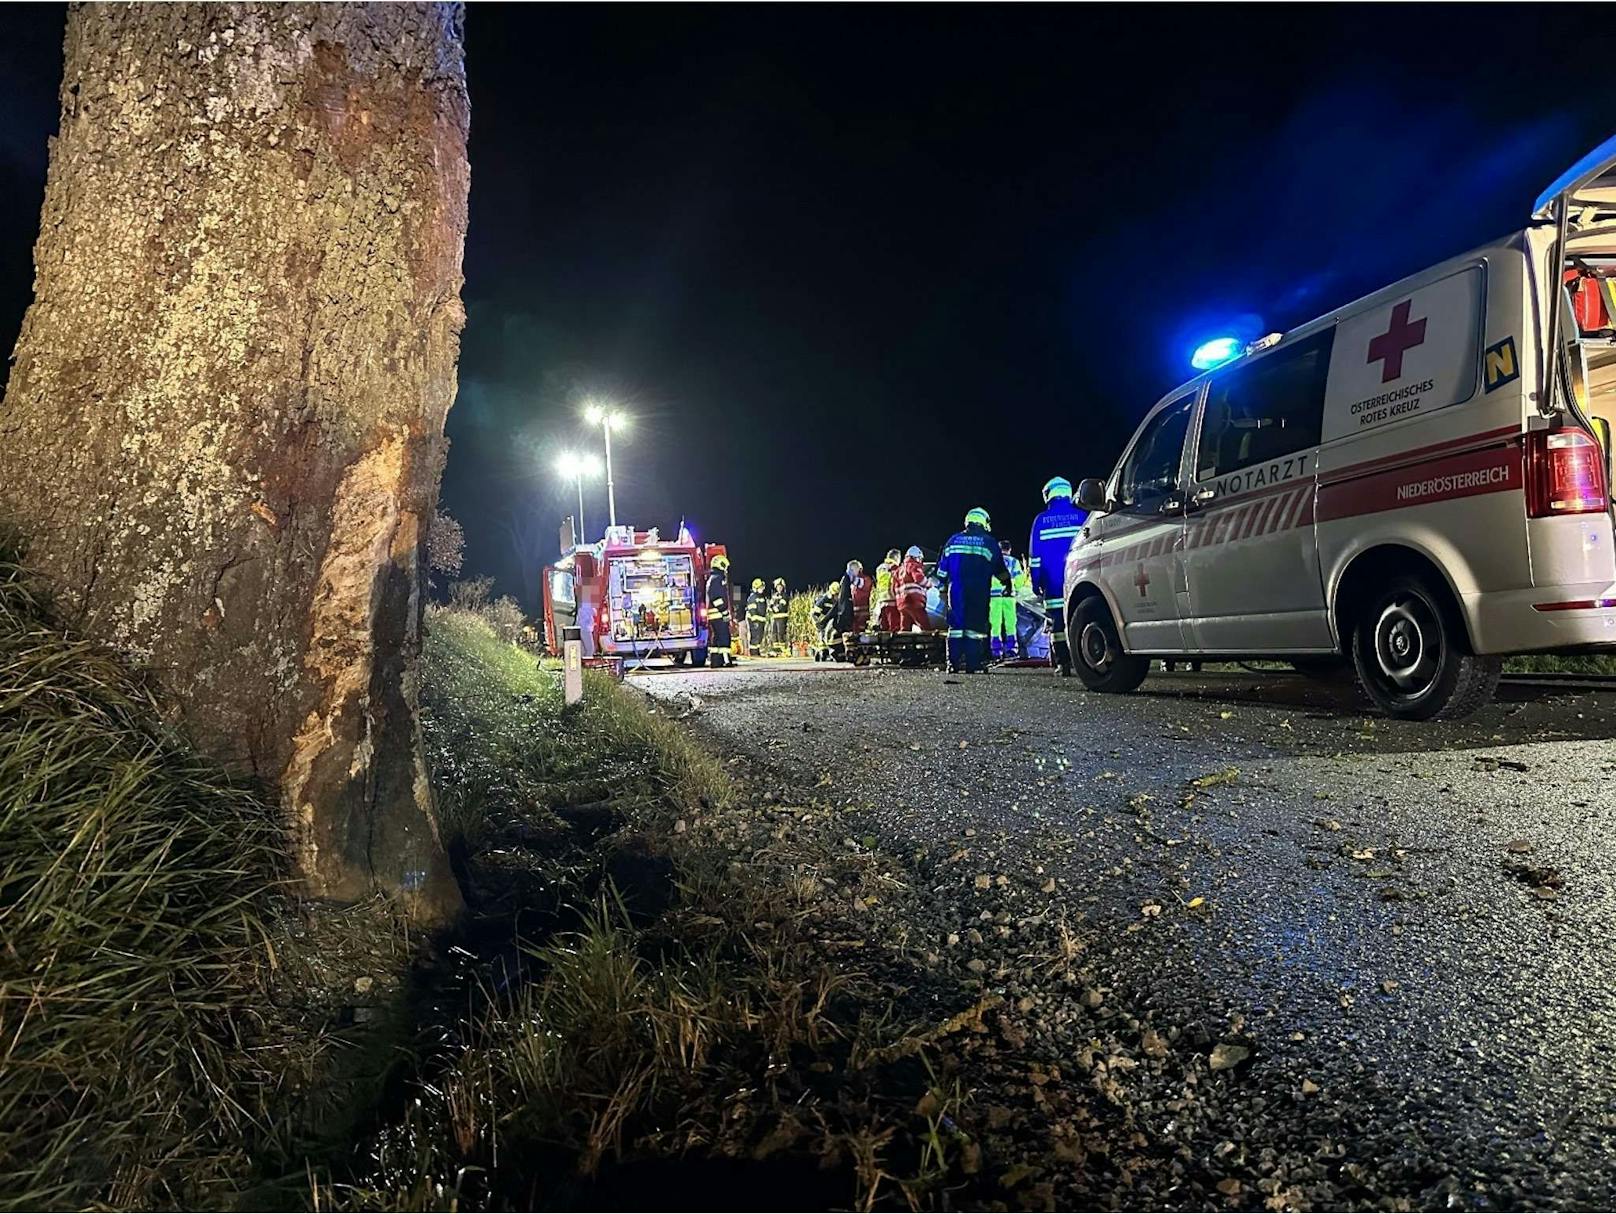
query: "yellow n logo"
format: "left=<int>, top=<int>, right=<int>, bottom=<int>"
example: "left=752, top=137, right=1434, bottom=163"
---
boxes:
left=1483, top=337, right=1519, bottom=393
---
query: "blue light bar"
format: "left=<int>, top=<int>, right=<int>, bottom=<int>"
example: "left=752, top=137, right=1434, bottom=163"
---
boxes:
left=1533, top=131, right=1616, bottom=218
left=1191, top=336, right=1242, bottom=371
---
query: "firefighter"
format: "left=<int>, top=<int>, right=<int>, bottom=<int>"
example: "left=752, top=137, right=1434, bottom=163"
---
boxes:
left=1029, top=476, right=1088, bottom=675
left=895, top=545, right=930, bottom=632
left=745, top=578, right=768, bottom=655
left=872, top=548, right=902, bottom=632
left=936, top=508, right=1012, bottom=673
left=810, top=588, right=838, bottom=659
left=990, top=538, right=1025, bottom=660
left=705, top=554, right=734, bottom=667
left=767, top=577, right=790, bottom=655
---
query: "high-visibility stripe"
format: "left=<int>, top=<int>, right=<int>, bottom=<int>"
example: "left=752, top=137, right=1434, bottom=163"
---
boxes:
left=947, top=628, right=964, bottom=638
left=963, top=629, right=988, bottom=639
left=1037, top=525, right=1083, bottom=538
left=1028, top=557, right=1042, bottom=566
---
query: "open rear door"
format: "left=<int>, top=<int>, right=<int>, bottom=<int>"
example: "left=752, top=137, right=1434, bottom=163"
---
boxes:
left=1534, top=133, right=1616, bottom=225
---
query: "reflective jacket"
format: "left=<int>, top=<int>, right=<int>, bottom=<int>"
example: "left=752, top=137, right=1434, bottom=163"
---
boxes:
left=936, top=525, right=1012, bottom=603
left=896, top=555, right=928, bottom=601
left=1028, top=498, right=1089, bottom=601
left=705, top=571, right=730, bottom=620
left=767, top=590, right=789, bottom=619
left=1012, top=557, right=1034, bottom=599
left=991, top=553, right=1023, bottom=597
left=873, top=559, right=898, bottom=606
left=745, top=590, right=767, bottom=623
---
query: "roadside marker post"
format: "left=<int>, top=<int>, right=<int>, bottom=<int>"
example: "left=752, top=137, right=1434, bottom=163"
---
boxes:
left=563, top=627, right=583, bottom=706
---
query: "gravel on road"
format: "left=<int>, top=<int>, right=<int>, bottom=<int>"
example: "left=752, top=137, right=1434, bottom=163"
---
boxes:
left=638, top=662, right=1616, bottom=1210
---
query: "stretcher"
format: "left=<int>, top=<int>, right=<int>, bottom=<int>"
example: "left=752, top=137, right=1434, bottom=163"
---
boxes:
left=810, top=597, right=1050, bottom=667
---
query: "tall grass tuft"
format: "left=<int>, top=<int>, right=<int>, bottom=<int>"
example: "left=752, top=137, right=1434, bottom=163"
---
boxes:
left=0, top=541, right=288, bottom=1210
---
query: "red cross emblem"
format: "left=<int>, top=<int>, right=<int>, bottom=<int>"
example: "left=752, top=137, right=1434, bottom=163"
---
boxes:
left=1134, top=565, right=1150, bottom=597
left=1366, top=299, right=1427, bottom=383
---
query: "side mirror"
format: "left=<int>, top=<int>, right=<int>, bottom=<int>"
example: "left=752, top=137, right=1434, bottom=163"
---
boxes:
left=1076, top=478, right=1108, bottom=511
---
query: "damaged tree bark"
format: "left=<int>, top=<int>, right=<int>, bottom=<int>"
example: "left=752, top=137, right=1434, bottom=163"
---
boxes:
left=0, top=3, right=470, bottom=919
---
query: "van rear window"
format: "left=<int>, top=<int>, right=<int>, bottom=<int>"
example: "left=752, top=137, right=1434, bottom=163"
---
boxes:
left=1196, top=330, right=1333, bottom=482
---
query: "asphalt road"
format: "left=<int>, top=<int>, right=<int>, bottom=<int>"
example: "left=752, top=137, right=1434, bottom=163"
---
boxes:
left=638, top=661, right=1616, bottom=1209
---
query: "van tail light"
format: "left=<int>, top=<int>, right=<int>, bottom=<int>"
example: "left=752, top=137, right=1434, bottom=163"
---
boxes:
left=1525, top=428, right=1608, bottom=517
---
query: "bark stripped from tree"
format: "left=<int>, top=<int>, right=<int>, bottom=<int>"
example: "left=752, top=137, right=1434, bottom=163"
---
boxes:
left=0, top=3, right=470, bottom=919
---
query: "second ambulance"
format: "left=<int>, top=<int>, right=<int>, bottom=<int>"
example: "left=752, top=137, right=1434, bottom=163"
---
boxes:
left=1064, top=135, right=1616, bottom=719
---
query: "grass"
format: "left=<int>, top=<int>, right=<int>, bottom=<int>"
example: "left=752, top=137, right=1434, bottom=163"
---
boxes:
left=0, top=543, right=290, bottom=1210
left=318, top=610, right=955, bottom=1210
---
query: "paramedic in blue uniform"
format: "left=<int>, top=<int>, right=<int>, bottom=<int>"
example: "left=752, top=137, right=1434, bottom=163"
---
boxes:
left=935, top=507, right=1013, bottom=674
left=1028, top=477, right=1088, bottom=676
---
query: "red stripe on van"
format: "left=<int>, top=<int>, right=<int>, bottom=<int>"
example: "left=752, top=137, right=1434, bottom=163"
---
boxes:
left=1254, top=492, right=1286, bottom=538
left=1317, top=425, right=1520, bottom=487
left=1316, top=438, right=1522, bottom=523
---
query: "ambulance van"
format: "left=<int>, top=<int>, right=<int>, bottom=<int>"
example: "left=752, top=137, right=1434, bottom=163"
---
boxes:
left=1064, top=135, right=1616, bottom=719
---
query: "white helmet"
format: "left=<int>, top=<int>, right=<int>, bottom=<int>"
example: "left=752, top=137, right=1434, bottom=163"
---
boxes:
left=905, top=545, right=923, bottom=559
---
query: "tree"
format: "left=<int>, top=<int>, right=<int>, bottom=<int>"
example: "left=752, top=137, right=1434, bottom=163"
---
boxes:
left=427, top=509, right=466, bottom=588
left=0, top=4, right=471, bottom=920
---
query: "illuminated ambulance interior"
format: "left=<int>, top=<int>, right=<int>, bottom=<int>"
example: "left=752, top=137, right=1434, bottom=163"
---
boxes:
left=1565, top=256, right=1616, bottom=444
left=606, top=550, right=697, bottom=643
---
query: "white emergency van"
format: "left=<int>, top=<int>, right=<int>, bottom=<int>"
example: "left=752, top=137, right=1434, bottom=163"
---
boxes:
left=1064, top=135, right=1616, bottom=719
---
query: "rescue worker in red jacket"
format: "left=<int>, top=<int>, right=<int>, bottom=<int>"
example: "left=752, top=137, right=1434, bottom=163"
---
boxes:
left=833, top=560, right=872, bottom=635
left=895, top=545, right=931, bottom=632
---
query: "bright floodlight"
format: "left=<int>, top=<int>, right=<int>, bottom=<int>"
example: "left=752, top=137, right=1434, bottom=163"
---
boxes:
left=584, top=400, right=627, bottom=430
left=555, top=451, right=599, bottom=480
left=1191, top=336, right=1242, bottom=371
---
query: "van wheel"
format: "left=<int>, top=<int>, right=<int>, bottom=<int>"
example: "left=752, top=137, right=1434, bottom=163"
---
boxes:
left=1350, top=574, right=1500, bottom=720
left=1071, top=597, right=1149, bottom=693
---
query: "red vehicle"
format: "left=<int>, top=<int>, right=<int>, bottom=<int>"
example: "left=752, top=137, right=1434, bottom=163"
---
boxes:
left=542, top=523, right=730, bottom=666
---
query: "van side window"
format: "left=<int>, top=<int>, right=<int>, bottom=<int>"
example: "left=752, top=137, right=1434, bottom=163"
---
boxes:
left=1196, top=330, right=1334, bottom=482
left=1117, top=396, right=1194, bottom=511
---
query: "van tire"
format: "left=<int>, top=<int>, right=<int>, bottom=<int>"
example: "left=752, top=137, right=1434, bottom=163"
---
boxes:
left=1070, top=597, right=1149, bottom=694
left=1349, top=573, right=1500, bottom=720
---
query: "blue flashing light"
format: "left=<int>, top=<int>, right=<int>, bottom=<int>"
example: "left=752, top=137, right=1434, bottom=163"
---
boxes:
left=1533, top=131, right=1616, bottom=218
left=1190, top=336, right=1242, bottom=371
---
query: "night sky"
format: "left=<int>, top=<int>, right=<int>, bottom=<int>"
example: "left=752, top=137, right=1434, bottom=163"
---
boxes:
left=4, top=6, right=1616, bottom=606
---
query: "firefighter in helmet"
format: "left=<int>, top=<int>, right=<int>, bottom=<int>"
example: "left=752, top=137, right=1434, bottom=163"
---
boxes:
left=1029, top=476, right=1087, bottom=675
left=705, top=554, right=734, bottom=667
left=767, top=577, right=790, bottom=655
left=936, top=508, right=1012, bottom=673
left=745, top=577, right=768, bottom=655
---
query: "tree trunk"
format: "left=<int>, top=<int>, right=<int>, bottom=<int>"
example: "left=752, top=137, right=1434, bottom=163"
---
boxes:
left=0, top=3, right=470, bottom=920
